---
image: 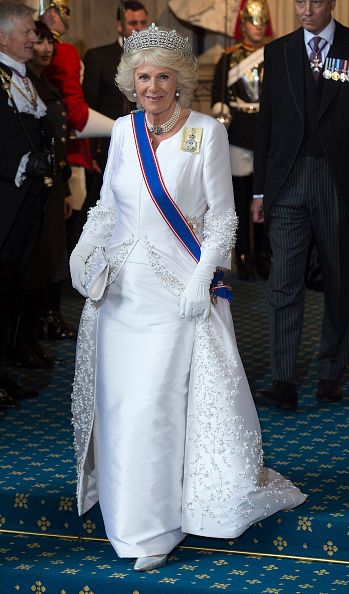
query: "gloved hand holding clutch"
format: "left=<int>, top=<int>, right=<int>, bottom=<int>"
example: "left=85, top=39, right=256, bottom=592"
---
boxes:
left=179, top=261, right=216, bottom=321
left=70, top=242, right=96, bottom=297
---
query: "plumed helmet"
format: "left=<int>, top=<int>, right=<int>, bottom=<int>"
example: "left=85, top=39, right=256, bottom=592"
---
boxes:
left=241, top=0, right=270, bottom=26
left=38, top=0, right=70, bottom=18
left=234, top=0, right=273, bottom=40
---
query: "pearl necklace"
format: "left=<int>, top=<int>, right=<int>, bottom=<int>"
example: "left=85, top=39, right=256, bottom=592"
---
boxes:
left=145, top=103, right=181, bottom=135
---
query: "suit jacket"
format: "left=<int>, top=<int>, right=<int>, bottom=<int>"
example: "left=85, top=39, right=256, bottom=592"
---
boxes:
left=253, top=21, right=349, bottom=221
left=83, top=42, right=124, bottom=120
left=0, top=62, right=48, bottom=252
left=83, top=42, right=126, bottom=165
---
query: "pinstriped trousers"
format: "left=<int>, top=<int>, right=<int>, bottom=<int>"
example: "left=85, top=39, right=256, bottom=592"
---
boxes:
left=267, top=155, right=349, bottom=383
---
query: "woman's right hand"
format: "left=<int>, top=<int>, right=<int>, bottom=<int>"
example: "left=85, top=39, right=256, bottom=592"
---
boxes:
left=69, top=242, right=95, bottom=297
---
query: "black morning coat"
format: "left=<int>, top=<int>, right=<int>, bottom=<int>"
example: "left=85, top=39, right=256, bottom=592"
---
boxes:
left=253, top=21, right=349, bottom=222
left=0, top=62, right=49, bottom=253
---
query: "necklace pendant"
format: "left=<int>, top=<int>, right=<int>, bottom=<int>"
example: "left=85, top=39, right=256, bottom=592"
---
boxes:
left=145, top=103, right=181, bottom=136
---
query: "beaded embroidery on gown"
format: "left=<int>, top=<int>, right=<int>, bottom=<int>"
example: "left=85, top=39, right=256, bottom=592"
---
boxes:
left=72, top=111, right=306, bottom=557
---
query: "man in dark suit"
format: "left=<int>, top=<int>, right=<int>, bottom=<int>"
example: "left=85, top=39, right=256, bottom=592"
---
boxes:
left=0, top=2, right=53, bottom=408
left=82, top=0, right=148, bottom=211
left=251, top=0, right=349, bottom=409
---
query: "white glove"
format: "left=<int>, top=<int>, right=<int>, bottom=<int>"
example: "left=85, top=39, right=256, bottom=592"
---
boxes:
left=70, top=241, right=95, bottom=297
left=179, top=262, right=216, bottom=321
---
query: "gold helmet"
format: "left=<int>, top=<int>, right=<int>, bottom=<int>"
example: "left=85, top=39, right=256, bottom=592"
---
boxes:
left=240, top=0, right=270, bottom=27
left=38, top=0, right=70, bottom=19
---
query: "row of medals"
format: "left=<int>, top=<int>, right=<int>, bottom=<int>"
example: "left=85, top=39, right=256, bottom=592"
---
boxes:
left=322, top=57, right=349, bottom=82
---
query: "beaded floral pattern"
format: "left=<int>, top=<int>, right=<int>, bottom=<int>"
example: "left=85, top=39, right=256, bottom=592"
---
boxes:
left=107, top=237, right=136, bottom=286
left=143, top=238, right=185, bottom=297
left=183, top=315, right=251, bottom=529
left=71, top=298, right=100, bottom=488
left=83, top=199, right=116, bottom=244
left=72, top=237, right=135, bottom=502
left=183, top=313, right=302, bottom=531
left=202, top=208, right=238, bottom=258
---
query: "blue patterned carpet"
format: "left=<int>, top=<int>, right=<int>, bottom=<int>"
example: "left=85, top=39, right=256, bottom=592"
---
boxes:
left=0, top=279, right=348, bottom=592
left=1, top=533, right=349, bottom=593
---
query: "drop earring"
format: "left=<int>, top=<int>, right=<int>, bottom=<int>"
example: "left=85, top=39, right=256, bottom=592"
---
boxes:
left=133, top=91, right=137, bottom=98
left=175, top=89, right=180, bottom=98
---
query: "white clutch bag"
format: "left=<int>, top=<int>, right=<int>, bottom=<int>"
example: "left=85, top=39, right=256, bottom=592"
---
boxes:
left=84, top=247, right=110, bottom=301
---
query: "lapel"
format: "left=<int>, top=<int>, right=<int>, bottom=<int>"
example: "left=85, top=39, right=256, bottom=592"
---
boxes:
left=284, top=28, right=305, bottom=122
left=319, top=21, right=349, bottom=118
left=0, top=61, right=12, bottom=76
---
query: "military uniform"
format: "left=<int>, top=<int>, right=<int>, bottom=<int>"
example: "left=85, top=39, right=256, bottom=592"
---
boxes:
left=27, top=68, right=70, bottom=288
left=211, top=0, right=272, bottom=280
left=45, top=32, right=92, bottom=172
left=212, top=40, right=269, bottom=280
left=40, top=0, right=114, bottom=252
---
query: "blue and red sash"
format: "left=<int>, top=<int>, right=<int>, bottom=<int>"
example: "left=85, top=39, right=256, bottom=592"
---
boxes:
left=131, top=110, right=232, bottom=304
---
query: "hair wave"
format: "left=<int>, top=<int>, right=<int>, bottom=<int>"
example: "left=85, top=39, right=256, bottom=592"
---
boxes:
left=115, top=47, right=197, bottom=108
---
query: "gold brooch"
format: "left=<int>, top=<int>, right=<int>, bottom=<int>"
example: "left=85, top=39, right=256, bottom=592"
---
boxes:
left=180, top=127, right=203, bottom=154
left=185, top=216, right=200, bottom=233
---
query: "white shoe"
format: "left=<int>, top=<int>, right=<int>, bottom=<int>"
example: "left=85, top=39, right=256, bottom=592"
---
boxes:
left=134, top=554, right=168, bottom=571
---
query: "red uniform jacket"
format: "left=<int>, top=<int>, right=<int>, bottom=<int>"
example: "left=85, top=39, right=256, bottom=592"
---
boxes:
left=45, top=40, right=92, bottom=169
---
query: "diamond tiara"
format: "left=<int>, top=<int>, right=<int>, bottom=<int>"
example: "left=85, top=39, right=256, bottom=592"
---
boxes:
left=123, top=23, right=192, bottom=57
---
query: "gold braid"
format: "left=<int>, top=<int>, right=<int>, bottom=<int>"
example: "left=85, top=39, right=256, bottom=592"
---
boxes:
left=0, top=67, right=38, bottom=110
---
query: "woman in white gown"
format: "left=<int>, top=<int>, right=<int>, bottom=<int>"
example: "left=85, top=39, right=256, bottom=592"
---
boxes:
left=70, top=24, right=306, bottom=572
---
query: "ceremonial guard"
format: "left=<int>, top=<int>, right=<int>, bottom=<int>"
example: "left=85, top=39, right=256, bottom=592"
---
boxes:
left=212, top=0, right=272, bottom=280
left=0, top=2, right=53, bottom=407
left=39, top=0, right=114, bottom=250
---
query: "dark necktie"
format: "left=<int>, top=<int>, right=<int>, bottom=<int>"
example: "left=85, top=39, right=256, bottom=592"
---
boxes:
left=309, top=36, right=326, bottom=80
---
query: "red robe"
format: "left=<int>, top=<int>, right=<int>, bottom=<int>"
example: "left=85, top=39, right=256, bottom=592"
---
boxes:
left=45, top=40, right=92, bottom=169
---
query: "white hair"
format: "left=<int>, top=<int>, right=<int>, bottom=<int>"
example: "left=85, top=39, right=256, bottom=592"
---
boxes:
left=0, top=2, right=34, bottom=34
left=116, top=47, right=198, bottom=108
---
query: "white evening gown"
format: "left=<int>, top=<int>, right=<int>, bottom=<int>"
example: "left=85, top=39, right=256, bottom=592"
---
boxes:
left=72, top=112, right=306, bottom=558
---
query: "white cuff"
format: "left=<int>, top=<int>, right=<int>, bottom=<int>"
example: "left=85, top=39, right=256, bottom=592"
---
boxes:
left=15, top=152, right=30, bottom=187
left=253, top=194, right=264, bottom=199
